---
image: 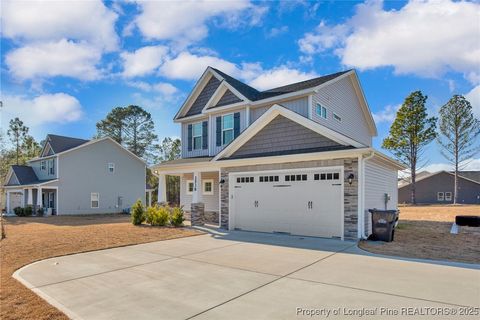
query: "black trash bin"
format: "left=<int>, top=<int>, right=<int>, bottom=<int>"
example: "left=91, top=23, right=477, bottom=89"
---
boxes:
left=369, top=209, right=399, bottom=242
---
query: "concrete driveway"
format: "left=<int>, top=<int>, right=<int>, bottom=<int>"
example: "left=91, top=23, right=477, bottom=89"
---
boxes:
left=14, top=229, right=480, bottom=320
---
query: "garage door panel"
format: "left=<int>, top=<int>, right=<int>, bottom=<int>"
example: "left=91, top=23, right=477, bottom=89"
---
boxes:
left=232, top=169, right=343, bottom=238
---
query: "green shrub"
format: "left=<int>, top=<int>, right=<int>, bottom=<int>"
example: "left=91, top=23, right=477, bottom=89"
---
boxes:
left=14, top=207, right=25, bottom=216
left=170, top=206, right=184, bottom=227
left=24, top=206, right=33, bottom=216
left=146, top=205, right=170, bottom=226
left=37, top=207, right=44, bottom=216
left=131, top=199, right=145, bottom=225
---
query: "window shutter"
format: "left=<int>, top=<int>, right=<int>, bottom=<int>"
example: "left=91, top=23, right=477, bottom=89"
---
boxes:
left=202, top=121, right=208, bottom=149
left=187, top=124, right=192, bottom=151
left=216, top=116, right=222, bottom=146
left=233, top=112, right=240, bottom=138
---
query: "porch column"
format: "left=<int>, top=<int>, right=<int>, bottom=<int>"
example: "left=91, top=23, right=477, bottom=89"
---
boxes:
left=6, top=191, right=10, bottom=214
left=147, top=190, right=152, bottom=207
left=26, top=188, right=33, bottom=205
left=37, top=187, right=43, bottom=207
left=192, top=171, right=203, bottom=203
left=157, top=174, right=167, bottom=204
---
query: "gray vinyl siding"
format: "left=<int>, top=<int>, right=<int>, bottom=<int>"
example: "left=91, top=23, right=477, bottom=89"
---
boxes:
left=7, top=174, right=19, bottom=185
left=209, top=108, right=247, bottom=156
left=364, top=158, right=398, bottom=235
left=249, top=97, right=308, bottom=125
left=181, top=118, right=209, bottom=158
left=232, top=115, right=340, bottom=158
left=29, top=157, right=57, bottom=180
left=312, top=76, right=372, bottom=146
left=398, top=172, right=480, bottom=204
left=180, top=172, right=219, bottom=212
left=57, top=139, right=145, bottom=214
left=185, top=75, right=221, bottom=117
left=213, top=89, right=242, bottom=108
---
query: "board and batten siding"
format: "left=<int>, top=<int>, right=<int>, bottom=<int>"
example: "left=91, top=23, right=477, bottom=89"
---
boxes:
left=249, top=97, right=309, bottom=124
left=181, top=118, right=210, bottom=158
left=312, top=76, right=372, bottom=147
left=180, top=172, right=219, bottom=211
left=57, top=139, right=145, bottom=214
left=364, top=158, right=398, bottom=235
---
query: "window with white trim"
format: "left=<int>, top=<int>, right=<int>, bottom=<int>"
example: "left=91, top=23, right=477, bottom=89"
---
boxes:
left=91, top=193, right=99, bottom=208
left=333, top=113, right=342, bottom=122
left=203, top=179, right=214, bottom=195
left=186, top=180, right=194, bottom=195
left=40, top=161, right=46, bottom=171
left=222, top=114, right=234, bottom=145
left=192, top=123, right=202, bottom=150
left=445, top=192, right=452, bottom=201
left=315, top=104, right=327, bottom=119
left=437, top=192, right=444, bottom=201
left=48, top=159, right=55, bottom=175
left=108, top=163, right=115, bottom=173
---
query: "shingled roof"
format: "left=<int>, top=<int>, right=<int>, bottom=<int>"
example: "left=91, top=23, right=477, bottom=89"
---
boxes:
left=45, top=134, right=89, bottom=154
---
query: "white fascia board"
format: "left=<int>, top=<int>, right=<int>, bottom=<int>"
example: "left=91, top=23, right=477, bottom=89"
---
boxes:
left=27, top=154, right=57, bottom=163
left=56, top=137, right=146, bottom=164
left=174, top=113, right=208, bottom=123
left=368, top=150, right=406, bottom=170
left=174, top=68, right=221, bottom=120
left=4, top=179, right=60, bottom=188
left=3, top=167, right=15, bottom=186
left=202, top=82, right=227, bottom=112
left=213, top=104, right=364, bottom=161
left=202, top=81, right=250, bottom=114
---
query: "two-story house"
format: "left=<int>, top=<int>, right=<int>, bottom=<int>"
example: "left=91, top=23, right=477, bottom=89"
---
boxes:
left=4, top=134, right=146, bottom=215
left=151, top=67, right=405, bottom=240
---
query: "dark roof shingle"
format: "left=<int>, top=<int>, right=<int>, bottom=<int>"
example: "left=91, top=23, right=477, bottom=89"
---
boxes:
left=9, top=165, right=39, bottom=185
left=46, top=134, right=89, bottom=153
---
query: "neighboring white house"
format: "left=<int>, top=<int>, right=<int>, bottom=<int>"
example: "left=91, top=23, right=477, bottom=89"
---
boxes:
left=3, top=134, right=146, bottom=215
left=151, top=67, right=405, bottom=240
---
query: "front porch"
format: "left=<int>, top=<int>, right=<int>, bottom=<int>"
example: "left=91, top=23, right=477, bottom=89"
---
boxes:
left=5, top=186, right=58, bottom=216
left=156, top=165, right=221, bottom=227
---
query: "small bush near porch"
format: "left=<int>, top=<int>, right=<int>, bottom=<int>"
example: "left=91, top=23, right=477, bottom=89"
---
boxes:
left=131, top=199, right=185, bottom=227
left=0, top=214, right=200, bottom=320
left=359, top=205, right=480, bottom=264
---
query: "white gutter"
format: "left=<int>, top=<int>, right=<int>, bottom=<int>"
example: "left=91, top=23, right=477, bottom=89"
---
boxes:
left=360, top=151, right=375, bottom=239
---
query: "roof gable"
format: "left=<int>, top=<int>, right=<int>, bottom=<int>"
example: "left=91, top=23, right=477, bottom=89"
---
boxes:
left=399, top=170, right=480, bottom=188
left=229, top=115, right=346, bottom=159
left=185, top=75, right=221, bottom=117
left=6, top=171, right=19, bottom=185
left=213, top=89, right=243, bottom=108
left=9, top=165, right=39, bottom=185
left=40, top=134, right=89, bottom=156
left=214, top=104, right=363, bottom=161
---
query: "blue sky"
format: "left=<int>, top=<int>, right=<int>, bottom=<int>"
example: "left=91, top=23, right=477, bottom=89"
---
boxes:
left=1, top=0, right=479, bottom=171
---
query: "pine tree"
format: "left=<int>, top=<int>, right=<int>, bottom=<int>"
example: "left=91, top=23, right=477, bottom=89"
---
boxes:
left=437, top=95, right=480, bottom=204
left=382, top=91, right=437, bottom=204
left=7, top=118, right=29, bottom=165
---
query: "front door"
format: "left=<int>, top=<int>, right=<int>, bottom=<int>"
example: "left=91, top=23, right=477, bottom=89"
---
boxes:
left=48, top=192, right=55, bottom=208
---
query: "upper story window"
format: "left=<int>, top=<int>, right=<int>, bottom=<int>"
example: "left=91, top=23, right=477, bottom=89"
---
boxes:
left=40, top=161, right=46, bottom=171
left=192, top=122, right=203, bottom=150
left=333, top=113, right=342, bottom=122
left=222, top=114, right=234, bottom=145
left=48, top=159, right=55, bottom=175
left=108, top=163, right=115, bottom=173
left=316, top=104, right=327, bottom=119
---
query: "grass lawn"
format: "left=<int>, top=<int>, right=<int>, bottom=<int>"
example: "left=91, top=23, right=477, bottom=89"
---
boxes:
left=359, top=205, right=480, bottom=264
left=0, top=214, right=201, bottom=320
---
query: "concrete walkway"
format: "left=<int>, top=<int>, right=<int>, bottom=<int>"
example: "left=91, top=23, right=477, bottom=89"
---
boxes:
left=14, top=229, right=480, bottom=319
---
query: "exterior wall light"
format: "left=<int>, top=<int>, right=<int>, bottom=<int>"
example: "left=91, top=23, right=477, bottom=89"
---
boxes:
left=347, top=173, right=354, bottom=185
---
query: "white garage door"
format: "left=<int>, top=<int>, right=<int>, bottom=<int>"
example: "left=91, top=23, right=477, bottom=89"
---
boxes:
left=9, top=192, right=23, bottom=214
left=232, top=168, right=343, bottom=238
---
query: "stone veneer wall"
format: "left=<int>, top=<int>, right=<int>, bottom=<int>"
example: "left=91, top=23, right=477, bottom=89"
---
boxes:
left=219, top=158, right=359, bottom=239
left=184, top=210, right=219, bottom=224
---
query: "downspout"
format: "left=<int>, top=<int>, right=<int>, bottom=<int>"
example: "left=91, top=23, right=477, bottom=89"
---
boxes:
left=360, top=151, right=375, bottom=239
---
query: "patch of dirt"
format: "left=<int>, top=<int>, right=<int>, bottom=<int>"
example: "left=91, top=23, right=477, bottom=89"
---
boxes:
left=359, top=205, right=480, bottom=264
left=0, top=214, right=201, bottom=320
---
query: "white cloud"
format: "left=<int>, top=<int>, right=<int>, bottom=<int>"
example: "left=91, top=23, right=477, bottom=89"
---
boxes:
left=130, top=0, right=266, bottom=46
left=120, top=46, right=170, bottom=78
left=423, top=158, right=480, bottom=173
left=127, top=81, right=178, bottom=96
left=2, top=93, right=83, bottom=127
left=159, top=52, right=240, bottom=80
left=247, top=66, right=318, bottom=91
left=299, top=0, right=480, bottom=84
left=372, top=104, right=399, bottom=124
left=2, top=0, right=118, bottom=51
left=465, top=85, right=480, bottom=118
left=5, top=39, right=102, bottom=81
left=266, top=26, right=289, bottom=38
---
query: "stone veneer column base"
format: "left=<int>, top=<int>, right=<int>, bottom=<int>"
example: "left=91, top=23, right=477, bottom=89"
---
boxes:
left=190, top=203, right=205, bottom=226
